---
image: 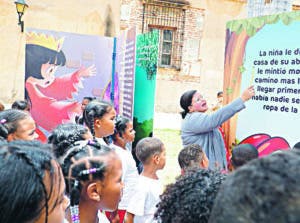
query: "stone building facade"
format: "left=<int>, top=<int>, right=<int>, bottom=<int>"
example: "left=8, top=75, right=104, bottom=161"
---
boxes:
left=121, top=0, right=207, bottom=112
left=121, top=0, right=204, bottom=79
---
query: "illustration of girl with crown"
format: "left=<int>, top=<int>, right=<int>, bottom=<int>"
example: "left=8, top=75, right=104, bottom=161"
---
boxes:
left=25, top=32, right=96, bottom=136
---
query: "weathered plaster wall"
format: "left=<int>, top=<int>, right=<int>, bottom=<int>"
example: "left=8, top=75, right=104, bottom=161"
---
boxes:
left=0, top=0, right=120, bottom=105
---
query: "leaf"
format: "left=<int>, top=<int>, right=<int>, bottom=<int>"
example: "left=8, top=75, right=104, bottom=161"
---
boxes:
left=251, top=17, right=265, bottom=29
left=265, top=14, right=279, bottom=24
left=280, top=14, right=292, bottom=25
left=226, top=21, right=234, bottom=31
left=239, top=65, right=246, bottom=73
left=246, top=25, right=256, bottom=37
left=226, top=87, right=233, bottom=95
left=236, top=24, right=244, bottom=35
left=232, top=22, right=243, bottom=33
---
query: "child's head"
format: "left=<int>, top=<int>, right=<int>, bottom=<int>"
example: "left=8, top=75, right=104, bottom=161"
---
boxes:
left=230, top=143, right=258, bottom=170
left=178, top=144, right=209, bottom=174
left=0, top=140, right=68, bottom=223
left=0, top=109, right=38, bottom=141
left=293, top=141, right=300, bottom=150
left=61, top=140, right=123, bottom=222
left=11, top=100, right=30, bottom=112
left=209, top=149, right=300, bottom=223
left=155, top=168, right=226, bottom=223
left=135, top=137, right=166, bottom=169
left=112, top=115, right=135, bottom=144
left=48, top=123, right=93, bottom=162
left=81, top=96, right=95, bottom=112
left=217, top=91, right=223, bottom=103
left=83, top=100, right=116, bottom=138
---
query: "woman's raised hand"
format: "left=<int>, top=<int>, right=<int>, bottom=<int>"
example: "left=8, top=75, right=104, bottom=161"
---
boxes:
left=241, top=86, right=255, bottom=102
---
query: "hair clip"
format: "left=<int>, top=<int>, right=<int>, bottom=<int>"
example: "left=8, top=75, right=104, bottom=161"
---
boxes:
left=0, top=119, right=6, bottom=124
left=88, top=139, right=95, bottom=145
left=70, top=205, right=80, bottom=223
left=74, top=180, right=79, bottom=187
left=81, top=168, right=97, bottom=175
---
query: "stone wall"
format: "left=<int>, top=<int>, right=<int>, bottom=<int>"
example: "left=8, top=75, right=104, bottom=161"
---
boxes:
left=180, top=7, right=205, bottom=76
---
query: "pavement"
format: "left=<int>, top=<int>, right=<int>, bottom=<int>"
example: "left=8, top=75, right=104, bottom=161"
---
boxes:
left=154, top=112, right=182, bottom=130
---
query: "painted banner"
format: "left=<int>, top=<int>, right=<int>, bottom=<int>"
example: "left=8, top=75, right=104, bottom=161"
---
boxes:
left=133, top=30, right=159, bottom=145
left=224, top=11, right=300, bottom=156
left=25, top=28, right=114, bottom=138
left=118, top=27, right=137, bottom=119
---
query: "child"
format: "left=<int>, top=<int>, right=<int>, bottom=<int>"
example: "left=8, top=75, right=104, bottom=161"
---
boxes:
left=11, top=99, right=30, bottom=112
left=48, top=123, right=93, bottom=164
left=0, top=140, right=69, bottom=223
left=209, top=149, right=300, bottom=223
left=106, top=115, right=139, bottom=223
left=230, top=143, right=258, bottom=170
left=83, top=100, right=116, bottom=145
left=75, top=96, right=95, bottom=125
left=61, top=140, right=123, bottom=223
left=178, top=143, right=209, bottom=175
left=211, top=91, right=224, bottom=111
left=126, top=137, right=166, bottom=223
left=0, top=109, right=38, bottom=141
left=154, top=168, right=226, bottom=223
left=112, top=115, right=136, bottom=150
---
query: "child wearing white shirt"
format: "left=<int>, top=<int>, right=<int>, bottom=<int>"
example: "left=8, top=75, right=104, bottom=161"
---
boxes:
left=126, top=137, right=166, bottom=223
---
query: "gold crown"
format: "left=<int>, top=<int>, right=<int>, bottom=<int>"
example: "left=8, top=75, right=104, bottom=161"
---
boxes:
left=26, top=32, right=65, bottom=52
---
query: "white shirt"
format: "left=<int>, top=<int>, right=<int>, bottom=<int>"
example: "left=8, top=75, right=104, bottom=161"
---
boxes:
left=95, top=137, right=107, bottom=146
left=97, top=211, right=110, bottom=223
left=127, top=175, right=163, bottom=223
left=110, top=144, right=139, bottom=209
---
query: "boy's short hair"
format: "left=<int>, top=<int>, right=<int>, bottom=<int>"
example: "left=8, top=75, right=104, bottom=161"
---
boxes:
left=231, top=143, right=258, bottom=169
left=217, top=91, right=223, bottom=97
left=135, top=137, right=164, bottom=164
left=178, top=144, right=205, bottom=171
left=293, top=141, right=300, bottom=150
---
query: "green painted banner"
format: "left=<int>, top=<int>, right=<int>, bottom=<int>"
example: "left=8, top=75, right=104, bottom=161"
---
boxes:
left=133, top=30, right=159, bottom=145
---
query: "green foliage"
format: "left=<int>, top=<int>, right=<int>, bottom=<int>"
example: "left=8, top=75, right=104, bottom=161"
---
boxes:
left=136, top=30, right=159, bottom=80
left=133, top=117, right=154, bottom=147
left=226, top=87, right=233, bottom=95
left=239, top=65, right=246, bottom=73
left=226, top=11, right=300, bottom=37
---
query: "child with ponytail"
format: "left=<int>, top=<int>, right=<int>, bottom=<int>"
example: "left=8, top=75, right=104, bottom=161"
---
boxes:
left=106, top=115, right=139, bottom=223
left=0, top=109, right=38, bottom=141
left=83, top=100, right=116, bottom=145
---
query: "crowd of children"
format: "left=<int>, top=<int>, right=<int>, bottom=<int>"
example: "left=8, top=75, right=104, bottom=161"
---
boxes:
left=1, top=87, right=300, bottom=223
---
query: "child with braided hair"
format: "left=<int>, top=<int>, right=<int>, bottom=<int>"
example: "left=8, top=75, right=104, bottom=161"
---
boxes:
left=82, top=100, right=116, bottom=145
left=60, top=140, right=123, bottom=223
left=0, top=140, right=69, bottom=223
left=0, top=109, right=38, bottom=141
left=48, top=123, right=93, bottom=164
left=105, top=115, right=139, bottom=223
